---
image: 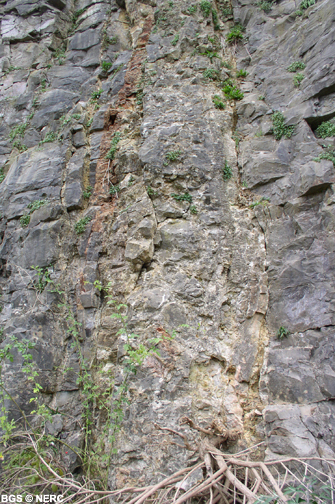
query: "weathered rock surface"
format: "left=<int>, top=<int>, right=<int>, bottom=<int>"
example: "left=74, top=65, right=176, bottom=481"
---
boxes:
left=0, top=0, right=334, bottom=488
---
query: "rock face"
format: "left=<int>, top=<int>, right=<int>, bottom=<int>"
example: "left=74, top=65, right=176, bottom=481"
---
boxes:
left=0, top=0, right=334, bottom=488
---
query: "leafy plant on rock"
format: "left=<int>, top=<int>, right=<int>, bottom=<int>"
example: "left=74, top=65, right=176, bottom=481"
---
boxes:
left=147, top=185, right=158, bottom=197
left=313, top=147, right=335, bottom=166
left=12, top=141, right=27, bottom=152
left=212, top=95, right=225, bottom=109
left=83, top=185, right=93, bottom=199
left=315, top=119, right=335, bottom=138
left=101, top=60, right=112, bottom=72
left=75, top=215, right=93, bottom=234
left=300, top=0, right=315, bottom=9
left=20, top=200, right=47, bottom=227
left=236, top=69, right=248, bottom=78
left=166, top=149, right=181, bottom=162
left=171, top=192, right=193, bottom=203
left=223, top=83, right=244, bottom=100
left=9, top=123, right=28, bottom=141
left=171, top=33, right=179, bottom=46
left=109, top=184, right=120, bottom=196
left=39, top=131, right=57, bottom=144
left=203, top=68, right=220, bottom=81
left=293, top=73, right=304, bottom=87
left=257, top=1, right=275, bottom=13
left=271, top=111, right=295, bottom=140
left=0, top=168, right=3, bottom=184
left=19, top=215, right=30, bottom=228
left=287, top=61, right=306, bottom=72
left=90, top=89, right=103, bottom=103
left=222, top=161, right=232, bottom=180
left=106, top=132, right=121, bottom=160
left=249, top=196, right=270, bottom=209
left=226, top=24, right=244, bottom=43
left=200, top=0, right=212, bottom=17
left=277, top=326, right=290, bottom=339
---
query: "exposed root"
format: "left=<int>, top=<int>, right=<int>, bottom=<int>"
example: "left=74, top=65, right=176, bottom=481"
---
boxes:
left=1, top=419, right=335, bottom=504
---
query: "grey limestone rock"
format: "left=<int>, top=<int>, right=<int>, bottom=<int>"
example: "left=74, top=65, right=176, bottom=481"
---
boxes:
left=0, top=0, right=334, bottom=490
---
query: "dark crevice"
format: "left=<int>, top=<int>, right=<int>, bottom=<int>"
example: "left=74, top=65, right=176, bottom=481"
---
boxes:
left=309, top=81, right=335, bottom=101
left=305, top=111, right=335, bottom=130
left=300, top=182, right=332, bottom=197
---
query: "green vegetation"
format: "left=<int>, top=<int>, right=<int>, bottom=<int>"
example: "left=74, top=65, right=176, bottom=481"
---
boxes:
left=31, top=265, right=52, bottom=293
left=60, top=114, right=72, bottom=126
left=315, top=119, right=335, bottom=138
left=20, top=200, right=47, bottom=227
left=221, top=7, right=233, bottom=17
left=212, top=9, right=220, bottom=30
left=136, top=89, right=144, bottom=106
left=208, top=36, right=218, bottom=45
left=102, top=29, right=118, bottom=47
left=190, top=205, right=198, bottom=214
left=166, top=149, right=181, bottom=162
left=0, top=168, right=5, bottom=184
left=258, top=95, right=265, bottom=100
left=147, top=185, right=158, bottom=197
left=287, top=61, right=306, bottom=72
left=72, top=8, right=85, bottom=28
left=106, top=132, right=121, bottom=160
left=200, top=0, right=212, bottom=17
left=237, top=69, right=248, bottom=78
left=109, top=63, right=124, bottom=80
left=226, top=24, right=244, bottom=43
left=3, top=65, right=21, bottom=75
left=187, top=5, right=197, bottom=14
left=27, top=199, right=47, bottom=213
left=101, top=61, right=112, bottom=72
left=199, top=50, right=219, bottom=62
left=72, top=113, right=81, bottom=121
left=19, top=215, right=30, bottom=228
left=91, top=89, right=103, bottom=102
left=293, top=73, right=304, bottom=87
left=223, top=61, right=232, bottom=69
left=109, top=184, right=120, bottom=196
left=9, top=123, right=28, bottom=141
left=223, top=82, right=244, bottom=100
left=233, top=133, right=241, bottom=147
left=54, top=46, right=66, bottom=65
left=39, top=131, right=57, bottom=144
left=212, top=95, right=225, bottom=109
left=171, top=33, right=179, bottom=46
left=199, top=0, right=219, bottom=28
left=75, top=215, right=93, bottom=234
left=314, top=148, right=335, bottom=165
left=0, top=270, right=182, bottom=495
left=171, top=192, right=193, bottom=203
left=222, top=161, right=232, bottom=180
left=203, top=68, right=220, bottom=80
left=249, top=196, right=270, bottom=209
left=271, top=111, right=295, bottom=140
left=12, top=141, right=27, bottom=152
left=277, top=326, right=290, bottom=339
left=300, top=0, right=315, bottom=8
left=257, top=1, right=274, bottom=13
left=83, top=185, right=93, bottom=199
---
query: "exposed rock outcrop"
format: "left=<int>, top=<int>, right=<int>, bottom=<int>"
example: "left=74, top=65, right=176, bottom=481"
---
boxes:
left=0, top=0, right=334, bottom=489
